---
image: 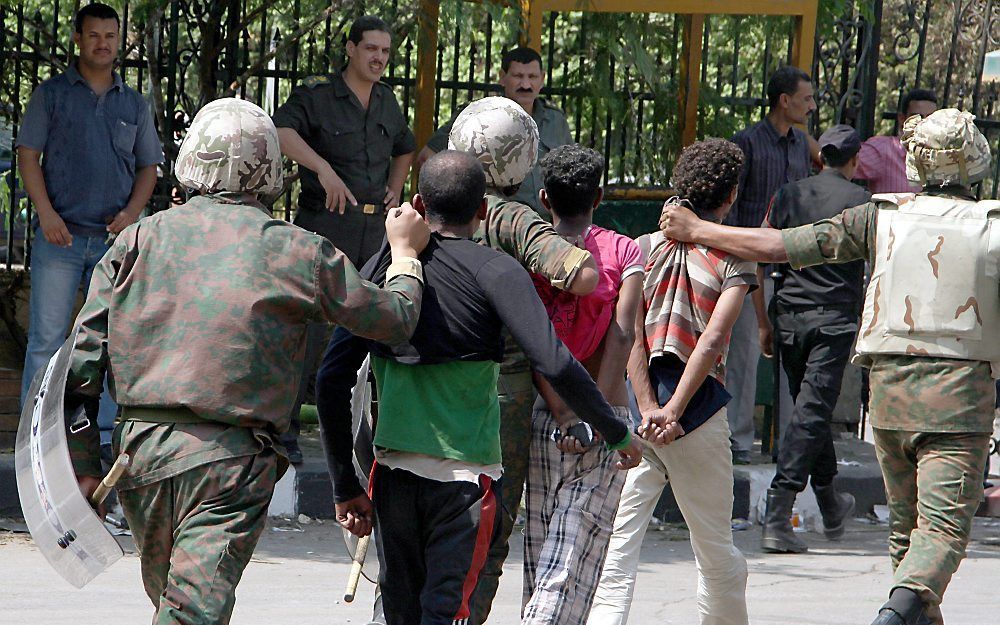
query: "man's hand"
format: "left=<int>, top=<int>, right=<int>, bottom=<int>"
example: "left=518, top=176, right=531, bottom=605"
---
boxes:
left=383, top=187, right=401, bottom=210
left=639, top=405, right=685, bottom=446
left=319, top=167, right=357, bottom=214
left=106, top=210, right=139, bottom=235
left=553, top=418, right=601, bottom=454
left=615, top=439, right=644, bottom=470
left=38, top=210, right=72, bottom=247
left=385, top=203, right=430, bottom=258
left=335, top=493, right=374, bottom=538
left=659, top=200, right=701, bottom=243
left=77, top=475, right=107, bottom=518
left=758, top=318, right=775, bottom=358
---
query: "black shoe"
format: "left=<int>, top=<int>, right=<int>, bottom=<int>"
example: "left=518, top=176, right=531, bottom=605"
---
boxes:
left=283, top=439, right=304, bottom=465
left=813, top=483, right=855, bottom=540
left=871, top=588, right=926, bottom=625
left=761, top=488, right=808, bottom=553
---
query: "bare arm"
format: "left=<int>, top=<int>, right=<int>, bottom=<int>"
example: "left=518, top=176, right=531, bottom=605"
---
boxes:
left=660, top=201, right=788, bottom=263
left=18, top=146, right=72, bottom=246
left=669, top=285, right=748, bottom=415
left=594, top=273, right=642, bottom=398
left=625, top=293, right=658, bottom=413
left=277, top=126, right=357, bottom=213
left=384, top=152, right=413, bottom=209
left=753, top=264, right=774, bottom=358
left=107, top=165, right=158, bottom=234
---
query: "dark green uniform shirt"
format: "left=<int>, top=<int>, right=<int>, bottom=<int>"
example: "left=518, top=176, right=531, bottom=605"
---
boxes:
left=272, top=74, right=415, bottom=225
left=427, top=97, right=572, bottom=217
left=781, top=188, right=996, bottom=433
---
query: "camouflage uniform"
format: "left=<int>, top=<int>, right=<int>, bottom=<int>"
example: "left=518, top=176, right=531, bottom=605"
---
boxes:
left=451, top=97, right=592, bottom=625
left=780, top=109, right=997, bottom=625
left=66, top=99, right=425, bottom=625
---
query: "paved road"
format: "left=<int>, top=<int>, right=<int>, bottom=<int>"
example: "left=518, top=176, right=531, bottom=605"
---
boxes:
left=2, top=516, right=999, bottom=624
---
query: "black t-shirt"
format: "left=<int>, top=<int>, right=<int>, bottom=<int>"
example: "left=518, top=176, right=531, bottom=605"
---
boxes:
left=766, top=169, right=872, bottom=310
left=315, top=232, right=627, bottom=502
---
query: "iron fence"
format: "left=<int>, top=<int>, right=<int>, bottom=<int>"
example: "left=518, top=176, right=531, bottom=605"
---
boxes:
left=3, top=0, right=1000, bottom=270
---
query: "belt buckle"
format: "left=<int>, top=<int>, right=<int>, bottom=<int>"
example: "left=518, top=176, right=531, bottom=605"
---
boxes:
left=362, top=203, right=377, bottom=214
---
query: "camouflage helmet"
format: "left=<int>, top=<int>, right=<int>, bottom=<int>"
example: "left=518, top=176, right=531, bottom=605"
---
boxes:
left=902, top=108, right=991, bottom=187
left=174, top=98, right=283, bottom=197
left=448, top=96, right=538, bottom=190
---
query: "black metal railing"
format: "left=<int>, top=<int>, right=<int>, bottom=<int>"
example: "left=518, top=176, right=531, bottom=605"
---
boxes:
left=4, top=0, right=1000, bottom=269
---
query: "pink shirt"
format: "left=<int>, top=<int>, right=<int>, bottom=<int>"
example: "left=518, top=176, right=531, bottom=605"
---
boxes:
left=854, top=135, right=921, bottom=194
left=532, top=226, right=643, bottom=361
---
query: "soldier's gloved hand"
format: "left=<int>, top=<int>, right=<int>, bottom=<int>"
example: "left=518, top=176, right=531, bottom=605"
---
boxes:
left=659, top=200, right=700, bottom=242
left=336, top=493, right=374, bottom=538
left=319, top=166, right=357, bottom=215
left=386, top=203, right=430, bottom=258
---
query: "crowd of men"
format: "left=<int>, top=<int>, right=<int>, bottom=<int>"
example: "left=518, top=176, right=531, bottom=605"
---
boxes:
left=14, top=4, right=999, bottom=625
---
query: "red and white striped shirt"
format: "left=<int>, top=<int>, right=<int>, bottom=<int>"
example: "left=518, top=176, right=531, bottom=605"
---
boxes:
left=639, top=232, right=757, bottom=384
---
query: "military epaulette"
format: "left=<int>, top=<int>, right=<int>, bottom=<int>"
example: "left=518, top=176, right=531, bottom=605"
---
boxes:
left=301, top=75, right=331, bottom=88
left=540, top=99, right=565, bottom=114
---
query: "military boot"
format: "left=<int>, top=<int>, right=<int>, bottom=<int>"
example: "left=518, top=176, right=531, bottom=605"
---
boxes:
left=869, top=588, right=926, bottom=625
left=813, top=482, right=855, bottom=540
left=761, top=488, right=808, bottom=553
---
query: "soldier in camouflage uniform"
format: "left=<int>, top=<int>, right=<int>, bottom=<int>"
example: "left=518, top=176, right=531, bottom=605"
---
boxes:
left=65, top=98, right=430, bottom=625
left=659, top=108, right=998, bottom=625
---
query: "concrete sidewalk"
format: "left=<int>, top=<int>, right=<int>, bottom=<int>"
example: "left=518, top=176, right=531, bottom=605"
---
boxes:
left=2, top=512, right=1000, bottom=624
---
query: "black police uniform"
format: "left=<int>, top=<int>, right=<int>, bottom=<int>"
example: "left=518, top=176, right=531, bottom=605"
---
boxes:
left=272, top=73, right=415, bottom=457
left=765, top=168, right=871, bottom=493
left=273, top=73, right=416, bottom=266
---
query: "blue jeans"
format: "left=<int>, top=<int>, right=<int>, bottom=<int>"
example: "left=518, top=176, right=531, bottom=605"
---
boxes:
left=21, top=232, right=117, bottom=445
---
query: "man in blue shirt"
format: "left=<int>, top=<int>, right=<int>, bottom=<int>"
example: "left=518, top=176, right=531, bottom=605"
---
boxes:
left=17, top=2, right=163, bottom=449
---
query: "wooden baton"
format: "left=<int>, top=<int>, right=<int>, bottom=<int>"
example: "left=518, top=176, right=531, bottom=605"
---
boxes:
left=90, top=453, right=130, bottom=507
left=343, top=534, right=371, bottom=603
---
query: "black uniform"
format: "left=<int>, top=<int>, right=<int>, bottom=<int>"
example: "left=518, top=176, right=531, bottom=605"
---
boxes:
left=765, top=168, right=871, bottom=493
left=273, top=73, right=416, bottom=266
left=273, top=74, right=416, bottom=450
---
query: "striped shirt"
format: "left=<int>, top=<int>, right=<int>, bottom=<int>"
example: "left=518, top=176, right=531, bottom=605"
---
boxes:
left=639, top=232, right=757, bottom=383
left=727, top=119, right=811, bottom=228
left=853, top=135, right=921, bottom=194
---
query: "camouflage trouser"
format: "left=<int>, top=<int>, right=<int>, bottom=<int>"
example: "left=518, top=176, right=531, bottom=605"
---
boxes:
left=873, top=428, right=990, bottom=625
left=467, top=370, right=536, bottom=625
left=119, top=451, right=278, bottom=625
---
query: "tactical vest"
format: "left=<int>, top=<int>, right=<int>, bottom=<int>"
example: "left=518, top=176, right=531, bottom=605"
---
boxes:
left=855, top=193, right=1000, bottom=376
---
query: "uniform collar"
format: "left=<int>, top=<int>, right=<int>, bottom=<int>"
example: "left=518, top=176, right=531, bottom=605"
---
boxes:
left=333, top=72, right=382, bottom=104
left=819, top=168, right=848, bottom=181
left=67, top=63, right=124, bottom=91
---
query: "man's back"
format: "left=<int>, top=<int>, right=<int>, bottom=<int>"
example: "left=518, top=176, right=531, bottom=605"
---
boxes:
left=70, top=194, right=408, bottom=432
left=766, top=169, right=871, bottom=308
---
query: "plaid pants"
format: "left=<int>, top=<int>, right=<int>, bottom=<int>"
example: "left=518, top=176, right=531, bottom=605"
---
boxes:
left=522, top=408, right=629, bottom=625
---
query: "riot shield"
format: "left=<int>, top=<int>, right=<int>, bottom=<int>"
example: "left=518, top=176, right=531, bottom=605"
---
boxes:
left=14, top=338, right=123, bottom=588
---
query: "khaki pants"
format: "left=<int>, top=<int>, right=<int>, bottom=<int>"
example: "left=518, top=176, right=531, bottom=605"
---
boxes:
left=588, top=410, right=748, bottom=625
